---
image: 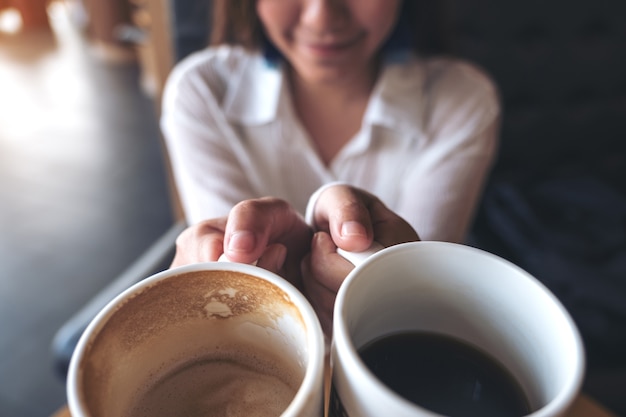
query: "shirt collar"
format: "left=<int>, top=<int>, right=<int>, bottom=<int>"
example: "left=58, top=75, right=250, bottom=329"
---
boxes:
left=222, top=52, right=426, bottom=134
left=364, top=56, right=426, bottom=135
left=223, top=53, right=283, bottom=125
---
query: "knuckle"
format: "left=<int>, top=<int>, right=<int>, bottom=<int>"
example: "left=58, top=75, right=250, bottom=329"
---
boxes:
left=232, top=198, right=292, bottom=223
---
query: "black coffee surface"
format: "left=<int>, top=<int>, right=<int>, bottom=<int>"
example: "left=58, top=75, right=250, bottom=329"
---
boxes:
left=358, top=332, right=531, bottom=417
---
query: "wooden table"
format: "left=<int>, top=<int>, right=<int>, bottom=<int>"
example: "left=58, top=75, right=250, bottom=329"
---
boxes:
left=52, top=393, right=616, bottom=417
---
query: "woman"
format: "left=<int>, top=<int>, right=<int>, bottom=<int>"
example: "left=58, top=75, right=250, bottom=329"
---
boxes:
left=162, top=0, right=500, bottom=331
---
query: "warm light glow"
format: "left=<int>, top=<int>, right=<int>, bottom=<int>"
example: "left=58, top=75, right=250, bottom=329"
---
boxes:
left=0, top=0, right=112, bottom=170
left=0, top=8, right=22, bottom=34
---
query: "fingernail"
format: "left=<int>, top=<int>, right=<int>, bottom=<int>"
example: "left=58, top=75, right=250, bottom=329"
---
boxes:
left=341, top=221, right=367, bottom=238
left=227, top=231, right=256, bottom=253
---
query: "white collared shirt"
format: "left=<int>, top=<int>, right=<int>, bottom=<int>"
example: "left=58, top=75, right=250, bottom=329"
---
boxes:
left=161, top=46, right=500, bottom=242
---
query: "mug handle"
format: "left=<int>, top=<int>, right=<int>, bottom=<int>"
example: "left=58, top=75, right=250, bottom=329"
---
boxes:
left=217, top=253, right=258, bottom=266
left=337, top=241, right=385, bottom=266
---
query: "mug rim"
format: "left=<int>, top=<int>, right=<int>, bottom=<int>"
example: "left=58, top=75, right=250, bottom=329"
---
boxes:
left=332, top=241, right=585, bottom=417
left=67, top=261, right=325, bottom=417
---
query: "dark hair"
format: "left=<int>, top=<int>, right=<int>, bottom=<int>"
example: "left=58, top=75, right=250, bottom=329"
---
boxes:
left=209, top=0, right=453, bottom=57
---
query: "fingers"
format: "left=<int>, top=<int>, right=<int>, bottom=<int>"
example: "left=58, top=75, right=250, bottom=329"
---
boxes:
left=312, top=185, right=420, bottom=252
left=312, top=186, right=375, bottom=252
left=301, top=232, right=355, bottom=336
left=171, top=198, right=312, bottom=291
left=309, top=232, right=354, bottom=292
left=256, top=243, right=287, bottom=276
left=368, top=199, right=420, bottom=246
left=170, top=217, right=227, bottom=268
left=223, top=197, right=312, bottom=264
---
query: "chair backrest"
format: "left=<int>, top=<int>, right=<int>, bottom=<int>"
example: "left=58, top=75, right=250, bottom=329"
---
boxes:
left=170, top=0, right=211, bottom=62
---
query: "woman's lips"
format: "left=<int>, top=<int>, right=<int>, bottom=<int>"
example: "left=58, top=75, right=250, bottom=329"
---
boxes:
left=301, top=35, right=363, bottom=58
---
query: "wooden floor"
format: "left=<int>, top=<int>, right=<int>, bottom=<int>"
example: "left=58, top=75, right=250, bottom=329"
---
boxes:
left=0, top=3, right=173, bottom=416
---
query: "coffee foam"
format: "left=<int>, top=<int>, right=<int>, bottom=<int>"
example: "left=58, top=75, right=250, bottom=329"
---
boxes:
left=126, top=349, right=301, bottom=417
left=98, top=270, right=303, bottom=349
left=80, top=270, right=308, bottom=417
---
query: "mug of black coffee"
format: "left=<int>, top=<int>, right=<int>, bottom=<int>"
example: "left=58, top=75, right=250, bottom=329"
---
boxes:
left=330, top=241, right=585, bottom=417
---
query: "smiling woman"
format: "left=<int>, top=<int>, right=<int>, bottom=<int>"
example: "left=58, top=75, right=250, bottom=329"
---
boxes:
left=161, top=0, right=500, bottom=344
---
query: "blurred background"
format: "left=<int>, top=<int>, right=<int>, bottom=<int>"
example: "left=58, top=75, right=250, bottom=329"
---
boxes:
left=1, top=0, right=625, bottom=416
left=0, top=1, right=175, bottom=415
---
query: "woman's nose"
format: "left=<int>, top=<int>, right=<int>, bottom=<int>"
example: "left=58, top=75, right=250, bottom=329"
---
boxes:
left=300, top=0, right=349, bottom=34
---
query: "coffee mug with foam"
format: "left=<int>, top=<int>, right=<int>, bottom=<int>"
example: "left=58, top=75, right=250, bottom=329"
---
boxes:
left=67, top=261, right=325, bottom=417
left=330, top=241, right=585, bottom=417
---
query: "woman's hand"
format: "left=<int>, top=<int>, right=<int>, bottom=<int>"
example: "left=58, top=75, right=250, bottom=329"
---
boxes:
left=171, top=197, right=313, bottom=288
left=302, top=185, right=420, bottom=335
left=170, top=187, right=419, bottom=336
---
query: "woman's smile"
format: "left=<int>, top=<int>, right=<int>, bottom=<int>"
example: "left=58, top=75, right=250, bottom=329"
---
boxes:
left=297, top=32, right=366, bottom=61
left=257, top=0, right=401, bottom=83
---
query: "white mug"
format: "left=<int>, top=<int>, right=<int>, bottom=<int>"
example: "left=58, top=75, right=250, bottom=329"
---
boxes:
left=330, top=241, right=585, bottom=417
left=67, top=261, right=325, bottom=417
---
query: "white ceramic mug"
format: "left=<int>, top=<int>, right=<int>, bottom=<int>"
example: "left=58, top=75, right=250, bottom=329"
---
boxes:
left=67, top=262, right=325, bottom=417
left=331, top=241, right=585, bottom=417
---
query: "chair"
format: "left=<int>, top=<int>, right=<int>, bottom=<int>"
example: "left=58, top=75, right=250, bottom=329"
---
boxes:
left=51, top=220, right=185, bottom=376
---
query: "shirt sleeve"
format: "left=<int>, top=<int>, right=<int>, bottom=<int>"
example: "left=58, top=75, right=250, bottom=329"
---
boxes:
left=397, top=60, right=501, bottom=243
left=160, top=51, right=259, bottom=225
